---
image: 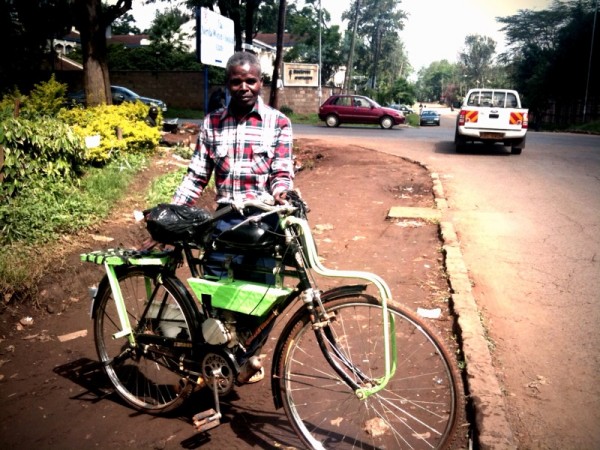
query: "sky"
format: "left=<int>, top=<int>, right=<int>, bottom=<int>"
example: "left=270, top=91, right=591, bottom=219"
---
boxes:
left=129, top=0, right=554, bottom=73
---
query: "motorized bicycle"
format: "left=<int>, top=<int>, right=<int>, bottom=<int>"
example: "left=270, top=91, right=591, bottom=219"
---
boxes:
left=81, top=191, right=464, bottom=449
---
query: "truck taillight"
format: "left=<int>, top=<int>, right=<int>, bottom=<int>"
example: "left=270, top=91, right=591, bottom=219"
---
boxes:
left=458, top=110, right=466, bottom=126
left=522, top=112, right=528, bottom=129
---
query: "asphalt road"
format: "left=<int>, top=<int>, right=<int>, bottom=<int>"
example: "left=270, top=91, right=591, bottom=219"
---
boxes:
left=295, top=113, right=600, bottom=449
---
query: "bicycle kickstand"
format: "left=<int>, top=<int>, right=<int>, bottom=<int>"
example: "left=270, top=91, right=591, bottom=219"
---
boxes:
left=193, top=368, right=223, bottom=433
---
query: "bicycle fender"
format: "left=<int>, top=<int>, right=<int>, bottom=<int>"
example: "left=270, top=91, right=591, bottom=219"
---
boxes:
left=270, top=284, right=368, bottom=410
left=320, top=284, right=368, bottom=301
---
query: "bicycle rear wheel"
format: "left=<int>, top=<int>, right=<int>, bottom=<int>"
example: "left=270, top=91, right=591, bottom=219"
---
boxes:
left=277, top=293, right=465, bottom=449
left=93, top=266, right=199, bottom=414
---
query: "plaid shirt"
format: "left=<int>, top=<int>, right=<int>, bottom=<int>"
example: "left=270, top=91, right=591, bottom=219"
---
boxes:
left=173, top=96, right=294, bottom=206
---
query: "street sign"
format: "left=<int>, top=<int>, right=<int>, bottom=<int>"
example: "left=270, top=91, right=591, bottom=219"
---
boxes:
left=283, top=63, right=319, bottom=87
left=200, top=7, right=235, bottom=68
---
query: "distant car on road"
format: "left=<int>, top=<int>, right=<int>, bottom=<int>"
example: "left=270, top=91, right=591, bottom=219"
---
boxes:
left=389, top=104, right=414, bottom=115
left=110, top=86, right=167, bottom=112
left=420, top=110, right=441, bottom=126
left=67, top=86, right=167, bottom=112
left=318, top=94, right=406, bottom=129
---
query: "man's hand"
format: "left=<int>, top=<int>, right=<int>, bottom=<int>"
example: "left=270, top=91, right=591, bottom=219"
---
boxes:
left=273, top=191, right=288, bottom=205
left=138, top=237, right=158, bottom=252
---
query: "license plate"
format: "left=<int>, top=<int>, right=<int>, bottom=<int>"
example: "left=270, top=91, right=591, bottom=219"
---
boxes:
left=480, top=132, right=504, bottom=139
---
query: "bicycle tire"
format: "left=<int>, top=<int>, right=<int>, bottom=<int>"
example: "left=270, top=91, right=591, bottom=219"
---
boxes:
left=93, top=266, right=199, bottom=414
left=277, top=293, right=465, bottom=449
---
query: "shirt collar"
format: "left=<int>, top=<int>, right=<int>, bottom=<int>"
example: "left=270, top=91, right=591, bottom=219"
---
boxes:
left=221, top=95, right=265, bottom=121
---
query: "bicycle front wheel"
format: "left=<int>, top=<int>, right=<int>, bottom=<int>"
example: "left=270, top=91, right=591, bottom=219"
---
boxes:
left=278, top=294, right=465, bottom=449
left=93, top=266, right=199, bottom=414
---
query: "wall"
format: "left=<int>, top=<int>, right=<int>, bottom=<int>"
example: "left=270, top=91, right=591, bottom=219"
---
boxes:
left=57, top=71, right=335, bottom=114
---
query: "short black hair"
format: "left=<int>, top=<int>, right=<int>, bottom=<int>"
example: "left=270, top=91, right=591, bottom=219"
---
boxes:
left=226, top=51, right=261, bottom=77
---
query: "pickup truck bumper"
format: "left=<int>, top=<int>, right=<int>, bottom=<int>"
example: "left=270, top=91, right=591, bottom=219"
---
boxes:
left=457, top=127, right=527, bottom=142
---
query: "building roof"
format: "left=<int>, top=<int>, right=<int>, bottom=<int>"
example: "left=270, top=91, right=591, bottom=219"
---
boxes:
left=107, top=34, right=151, bottom=48
left=55, top=54, right=83, bottom=71
left=253, top=33, right=302, bottom=48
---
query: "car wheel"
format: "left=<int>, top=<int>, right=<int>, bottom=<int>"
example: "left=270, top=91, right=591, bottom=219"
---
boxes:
left=454, top=129, right=467, bottom=152
left=380, top=116, right=394, bottom=129
left=325, top=114, right=339, bottom=127
left=511, top=147, right=523, bottom=155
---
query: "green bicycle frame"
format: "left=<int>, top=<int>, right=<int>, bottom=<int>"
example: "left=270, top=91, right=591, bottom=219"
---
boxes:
left=81, top=212, right=398, bottom=400
left=282, top=216, right=397, bottom=399
left=81, top=250, right=171, bottom=346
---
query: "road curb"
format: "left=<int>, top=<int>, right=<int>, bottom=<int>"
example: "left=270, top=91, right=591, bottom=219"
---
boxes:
left=387, top=164, right=518, bottom=448
left=431, top=172, right=518, bottom=449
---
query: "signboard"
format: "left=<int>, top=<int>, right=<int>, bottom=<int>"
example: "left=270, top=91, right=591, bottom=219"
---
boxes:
left=283, top=63, right=319, bottom=87
left=200, top=7, right=235, bottom=68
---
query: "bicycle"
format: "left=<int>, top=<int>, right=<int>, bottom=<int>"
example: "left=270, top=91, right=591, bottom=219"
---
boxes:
left=81, top=191, right=465, bottom=449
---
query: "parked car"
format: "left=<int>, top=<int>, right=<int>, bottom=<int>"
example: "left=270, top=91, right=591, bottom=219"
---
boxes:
left=420, top=109, right=441, bottom=126
left=318, top=94, right=405, bottom=129
left=66, top=86, right=167, bottom=112
left=389, top=104, right=414, bottom=115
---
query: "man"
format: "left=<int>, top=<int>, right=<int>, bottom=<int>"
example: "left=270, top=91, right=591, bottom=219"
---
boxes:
left=173, top=51, right=294, bottom=207
left=171, top=52, right=294, bottom=383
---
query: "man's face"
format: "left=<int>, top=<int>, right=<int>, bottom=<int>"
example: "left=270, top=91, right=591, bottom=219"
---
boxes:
left=227, top=63, right=262, bottom=112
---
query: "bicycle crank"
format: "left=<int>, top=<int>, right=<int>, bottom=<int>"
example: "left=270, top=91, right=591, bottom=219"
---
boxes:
left=193, top=367, right=223, bottom=433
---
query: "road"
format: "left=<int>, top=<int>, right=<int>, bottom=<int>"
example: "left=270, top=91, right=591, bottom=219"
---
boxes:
left=295, top=113, right=600, bottom=449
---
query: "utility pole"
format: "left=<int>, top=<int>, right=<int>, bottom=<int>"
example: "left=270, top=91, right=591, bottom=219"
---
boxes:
left=269, top=0, right=286, bottom=108
left=343, top=0, right=361, bottom=93
left=583, top=0, right=598, bottom=122
left=318, top=0, right=322, bottom=104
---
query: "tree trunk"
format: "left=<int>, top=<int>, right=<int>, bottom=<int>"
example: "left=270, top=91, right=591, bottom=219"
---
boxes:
left=245, top=0, right=262, bottom=50
left=344, top=0, right=361, bottom=93
left=73, top=0, right=132, bottom=107
left=269, top=0, right=286, bottom=108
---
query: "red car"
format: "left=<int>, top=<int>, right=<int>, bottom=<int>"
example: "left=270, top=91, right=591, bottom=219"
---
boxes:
left=318, top=95, right=406, bottom=129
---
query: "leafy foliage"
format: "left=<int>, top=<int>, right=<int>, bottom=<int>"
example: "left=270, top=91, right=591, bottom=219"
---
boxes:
left=497, top=0, right=600, bottom=122
left=58, top=101, right=161, bottom=163
left=0, top=154, right=147, bottom=302
left=0, top=116, right=86, bottom=199
left=0, top=0, right=73, bottom=93
left=342, top=0, right=408, bottom=89
left=280, top=1, right=344, bottom=85
left=458, top=35, right=497, bottom=86
left=112, top=12, right=141, bottom=34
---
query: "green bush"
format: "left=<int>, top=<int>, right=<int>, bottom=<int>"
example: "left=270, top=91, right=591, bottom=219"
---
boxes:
left=280, top=105, right=294, bottom=115
left=58, top=101, right=161, bottom=163
left=0, top=154, right=148, bottom=302
left=0, top=116, right=86, bottom=198
left=22, top=74, right=68, bottom=117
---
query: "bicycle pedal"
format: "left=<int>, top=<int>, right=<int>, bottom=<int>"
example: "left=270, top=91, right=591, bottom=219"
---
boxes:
left=193, top=408, right=221, bottom=432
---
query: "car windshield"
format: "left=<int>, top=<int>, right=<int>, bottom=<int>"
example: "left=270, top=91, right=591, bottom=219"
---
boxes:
left=112, top=86, right=139, bottom=98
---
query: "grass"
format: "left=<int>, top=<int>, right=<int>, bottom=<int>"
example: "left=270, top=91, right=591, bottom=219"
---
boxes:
left=164, top=107, right=204, bottom=120
left=567, top=120, right=600, bottom=134
left=0, top=154, right=149, bottom=304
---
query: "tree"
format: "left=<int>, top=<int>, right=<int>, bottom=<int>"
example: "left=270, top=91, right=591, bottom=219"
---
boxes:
left=148, top=7, right=191, bottom=53
left=0, top=0, right=73, bottom=92
left=342, top=0, right=407, bottom=89
left=416, top=60, right=456, bottom=103
left=184, top=0, right=260, bottom=51
left=70, top=0, right=134, bottom=106
left=497, top=0, right=599, bottom=124
left=111, top=12, right=141, bottom=34
left=269, top=0, right=286, bottom=107
left=280, top=1, right=343, bottom=86
left=458, top=34, right=497, bottom=89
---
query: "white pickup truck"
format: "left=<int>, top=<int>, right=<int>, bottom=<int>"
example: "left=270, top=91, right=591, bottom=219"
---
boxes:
left=454, top=88, right=528, bottom=155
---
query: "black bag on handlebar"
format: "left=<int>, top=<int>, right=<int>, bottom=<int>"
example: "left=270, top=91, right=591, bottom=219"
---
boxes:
left=144, top=203, right=213, bottom=245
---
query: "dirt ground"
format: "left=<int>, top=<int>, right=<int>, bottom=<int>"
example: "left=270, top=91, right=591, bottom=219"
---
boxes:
left=0, top=139, right=468, bottom=449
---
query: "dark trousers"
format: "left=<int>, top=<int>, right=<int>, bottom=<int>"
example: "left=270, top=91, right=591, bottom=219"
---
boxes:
left=203, top=208, right=278, bottom=285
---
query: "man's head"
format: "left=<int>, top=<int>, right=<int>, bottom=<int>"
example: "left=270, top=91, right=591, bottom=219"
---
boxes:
left=226, top=52, right=263, bottom=115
